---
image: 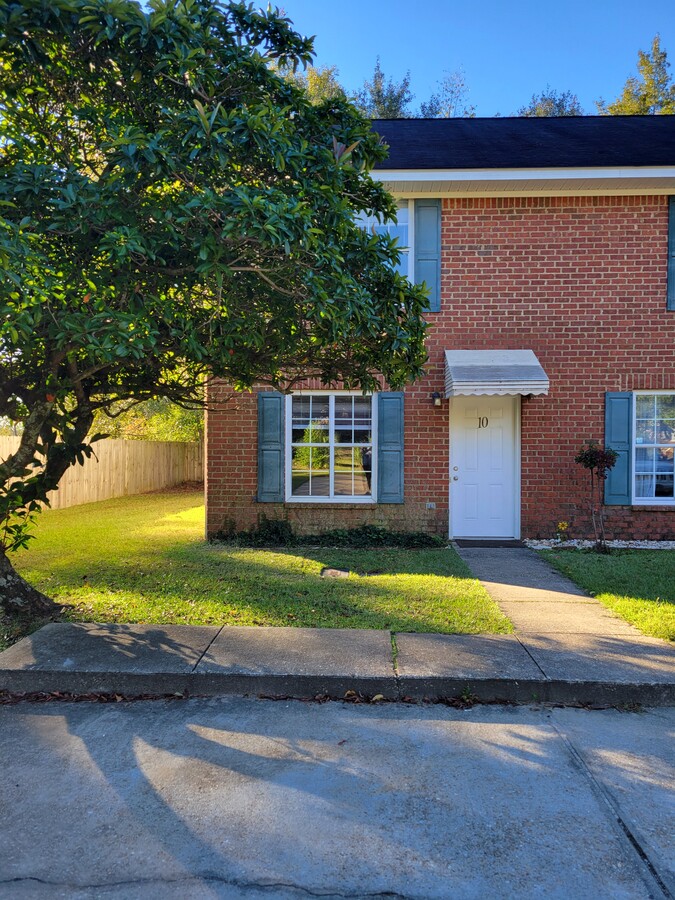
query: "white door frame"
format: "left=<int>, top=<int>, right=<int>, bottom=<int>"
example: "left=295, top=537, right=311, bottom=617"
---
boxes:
left=448, top=395, right=521, bottom=540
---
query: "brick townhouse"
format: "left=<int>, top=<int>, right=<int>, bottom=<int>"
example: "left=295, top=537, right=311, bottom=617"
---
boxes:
left=206, top=116, right=675, bottom=541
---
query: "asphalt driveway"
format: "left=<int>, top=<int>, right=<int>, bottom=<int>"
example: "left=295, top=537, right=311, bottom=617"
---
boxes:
left=0, top=699, right=673, bottom=899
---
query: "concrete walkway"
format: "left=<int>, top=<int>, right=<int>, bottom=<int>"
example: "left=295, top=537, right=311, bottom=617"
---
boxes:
left=454, top=545, right=642, bottom=636
left=453, top=545, right=675, bottom=700
left=0, top=547, right=673, bottom=706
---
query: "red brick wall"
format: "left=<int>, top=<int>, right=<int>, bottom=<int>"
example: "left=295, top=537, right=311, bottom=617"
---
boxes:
left=206, top=194, right=675, bottom=541
left=206, top=374, right=449, bottom=538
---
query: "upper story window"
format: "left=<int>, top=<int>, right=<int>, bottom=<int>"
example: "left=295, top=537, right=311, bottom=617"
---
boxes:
left=356, top=200, right=412, bottom=280
left=634, top=392, right=675, bottom=503
left=356, top=198, right=441, bottom=313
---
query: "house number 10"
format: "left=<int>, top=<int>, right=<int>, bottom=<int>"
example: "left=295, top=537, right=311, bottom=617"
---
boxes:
left=477, top=417, right=489, bottom=428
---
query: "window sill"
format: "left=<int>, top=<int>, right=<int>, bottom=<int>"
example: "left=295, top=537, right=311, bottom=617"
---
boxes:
left=629, top=503, right=675, bottom=509
left=284, top=501, right=377, bottom=509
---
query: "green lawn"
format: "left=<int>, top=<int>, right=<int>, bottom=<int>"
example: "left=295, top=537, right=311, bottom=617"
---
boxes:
left=2, top=488, right=511, bottom=650
left=540, top=549, right=675, bottom=641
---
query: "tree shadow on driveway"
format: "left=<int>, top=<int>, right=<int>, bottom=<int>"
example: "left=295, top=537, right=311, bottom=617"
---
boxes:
left=1, top=698, right=672, bottom=897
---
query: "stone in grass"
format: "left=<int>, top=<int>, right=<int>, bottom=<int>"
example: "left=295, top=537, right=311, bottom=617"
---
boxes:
left=321, top=567, right=350, bottom=578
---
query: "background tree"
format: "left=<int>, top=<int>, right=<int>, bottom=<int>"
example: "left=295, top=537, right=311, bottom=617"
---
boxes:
left=419, top=69, right=476, bottom=118
left=598, top=35, right=675, bottom=114
left=355, top=58, right=414, bottom=118
left=517, top=86, right=583, bottom=117
left=281, top=64, right=346, bottom=105
left=93, top=399, right=203, bottom=443
left=0, top=0, right=429, bottom=617
left=292, top=423, right=329, bottom=470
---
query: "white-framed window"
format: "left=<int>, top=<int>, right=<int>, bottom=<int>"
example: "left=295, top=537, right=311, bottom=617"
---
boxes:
left=356, top=200, right=413, bottom=280
left=285, top=393, right=376, bottom=503
left=633, top=391, right=675, bottom=504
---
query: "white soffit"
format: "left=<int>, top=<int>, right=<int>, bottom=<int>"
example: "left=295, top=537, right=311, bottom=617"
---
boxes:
left=375, top=166, right=675, bottom=196
left=445, top=349, right=549, bottom=397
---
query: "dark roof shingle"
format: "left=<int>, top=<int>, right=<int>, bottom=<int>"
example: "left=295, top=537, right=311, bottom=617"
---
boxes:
left=372, top=116, right=675, bottom=170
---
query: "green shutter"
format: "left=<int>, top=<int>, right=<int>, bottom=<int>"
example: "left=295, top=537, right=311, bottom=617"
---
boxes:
left=414, top=199, right=441, bottom=313
left=257, top=392, right=284, bottom=502
left=668, top=197, right=675, bottom=311
left=604, top=392, right=632, bottom=505
left=377, top=392, right=404, bottom=503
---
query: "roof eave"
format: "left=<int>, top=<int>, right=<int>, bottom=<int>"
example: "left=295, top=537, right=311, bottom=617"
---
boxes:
left=374, top=166, right=675, bottom=197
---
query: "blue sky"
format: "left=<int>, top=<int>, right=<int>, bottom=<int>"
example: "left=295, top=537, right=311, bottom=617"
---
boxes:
left=275, top=1, right=675, bottom=116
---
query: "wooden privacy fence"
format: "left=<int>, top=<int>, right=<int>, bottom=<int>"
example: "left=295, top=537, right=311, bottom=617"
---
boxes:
left=0, top=437, right=203, bottom=510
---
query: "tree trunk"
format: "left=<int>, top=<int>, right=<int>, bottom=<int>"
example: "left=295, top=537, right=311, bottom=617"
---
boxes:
left=0, top=549, right=61, bottom=618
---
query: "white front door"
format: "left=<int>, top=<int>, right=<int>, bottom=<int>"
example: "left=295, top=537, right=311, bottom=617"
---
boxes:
left=450, top=396, right=519, bottom=539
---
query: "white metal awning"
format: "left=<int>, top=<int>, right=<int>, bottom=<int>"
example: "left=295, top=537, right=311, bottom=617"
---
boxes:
left=444, top=349, right=549, bottom=397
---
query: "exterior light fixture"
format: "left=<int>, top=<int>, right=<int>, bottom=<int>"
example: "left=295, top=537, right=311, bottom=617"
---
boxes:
left=431, top=392, right=442, bottom=407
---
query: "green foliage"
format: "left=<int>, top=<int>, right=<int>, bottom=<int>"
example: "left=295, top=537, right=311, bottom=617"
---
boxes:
left=287, top=60, right=475, bottom=120
left=304, top=524, right=445, bottom=549
left=355, top=58, right=414, bottom=118
left=0, top=0, right=428, bottom=559
left=292, top=421, right=329, bottom=469
left=281, top=64, right=346, bottom=105
left=517, top=86, right=583, bottom=117
left=94, top=399, right=203, bottom=442
left=0, top=492, right=40, bottom=553
left=599, top=35, right=675, bottom=114
left=230, top=514, right=297, bottom=547
left=215, top=517, right=445, bottom=549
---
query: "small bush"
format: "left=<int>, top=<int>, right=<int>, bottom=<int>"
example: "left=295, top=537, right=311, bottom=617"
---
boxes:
left=302, top=524, right=444, bottom=549
left=212, top=519, right=444, bottom=549
left=574, top=439, right=618, bottom=552
left=212, top=515, right=295, bottom=547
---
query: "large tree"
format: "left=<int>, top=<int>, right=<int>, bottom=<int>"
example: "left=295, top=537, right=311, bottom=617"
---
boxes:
left=598, top=35, right=675, bottom=115
left=0, top=0, right=428, bottom=616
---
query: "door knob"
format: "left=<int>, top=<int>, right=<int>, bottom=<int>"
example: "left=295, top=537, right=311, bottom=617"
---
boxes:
left=453, top=476, right=459, bottom=481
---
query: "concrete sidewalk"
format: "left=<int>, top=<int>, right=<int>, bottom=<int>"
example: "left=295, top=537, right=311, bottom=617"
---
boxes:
left=1, top=618, right=673, bottom=706
left=0, top=546, right=673, bottom=706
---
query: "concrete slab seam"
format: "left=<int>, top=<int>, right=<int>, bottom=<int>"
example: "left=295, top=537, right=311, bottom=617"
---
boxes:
left=390, top=632, right=403, bottom=700
left=190, top=625, right=225, bottom=673
left=515, top=635, right=549, bottom=680
left=550, top=719, right=673, bottom=900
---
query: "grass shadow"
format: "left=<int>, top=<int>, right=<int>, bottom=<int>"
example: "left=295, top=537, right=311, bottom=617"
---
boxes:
left=11, top=491, right=511, bottom=637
